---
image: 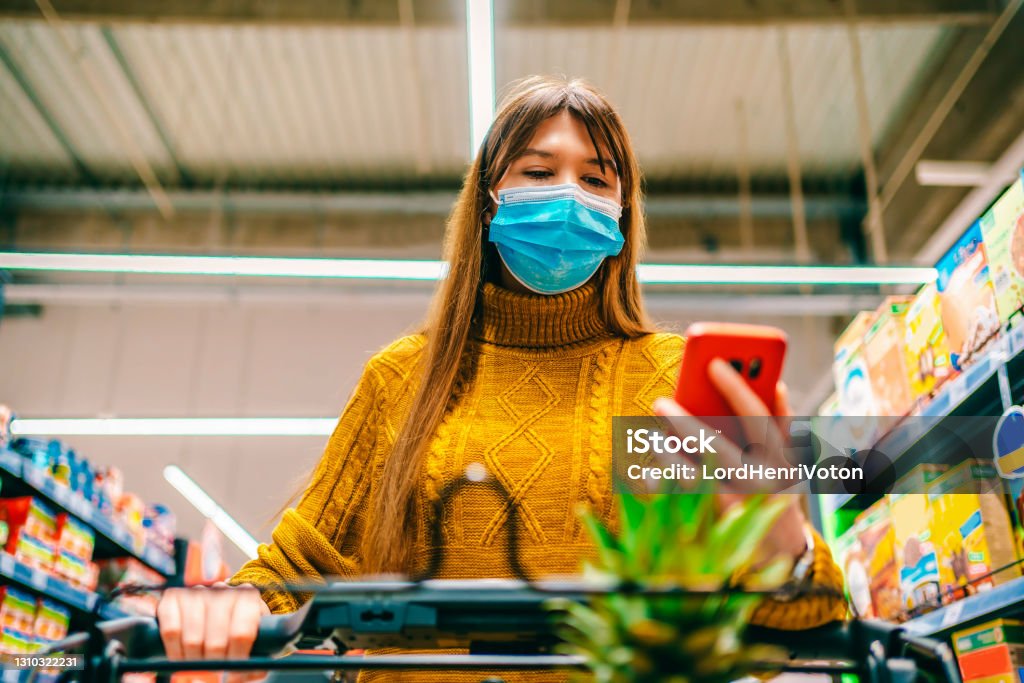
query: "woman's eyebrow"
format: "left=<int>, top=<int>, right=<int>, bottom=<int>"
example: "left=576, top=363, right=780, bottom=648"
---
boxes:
left=520, top=147, right=617, bottom=173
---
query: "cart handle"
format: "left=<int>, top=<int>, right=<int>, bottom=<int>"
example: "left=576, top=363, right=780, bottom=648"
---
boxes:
left=49, top=601, right=313, bottom=661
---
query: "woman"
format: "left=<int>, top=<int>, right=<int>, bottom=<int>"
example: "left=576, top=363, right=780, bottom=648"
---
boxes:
left=157, top=75, right=846, bottom=678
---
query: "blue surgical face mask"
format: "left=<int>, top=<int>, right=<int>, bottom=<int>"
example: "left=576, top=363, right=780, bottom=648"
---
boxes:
left=487, top=183, right=625, bottom=295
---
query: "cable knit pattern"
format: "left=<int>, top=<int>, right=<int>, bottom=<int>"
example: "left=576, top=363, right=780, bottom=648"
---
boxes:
left=229, top=280, right=846, bottom=681
left=585, top=340, right=619, bottom=520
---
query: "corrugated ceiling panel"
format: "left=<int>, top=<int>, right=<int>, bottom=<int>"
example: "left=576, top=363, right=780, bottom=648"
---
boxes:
left=497, top=24, right=947, bottom=178
left=0, top=21, right=173, bottom=182
left=0, top=56, right=74, bottom=177
left=112, top=23, right=468, bottom=185
left=0, top=19, right=943, bottom=185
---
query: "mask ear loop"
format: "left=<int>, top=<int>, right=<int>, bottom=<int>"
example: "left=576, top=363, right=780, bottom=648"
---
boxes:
left=477, top=124, right=496, bottom=238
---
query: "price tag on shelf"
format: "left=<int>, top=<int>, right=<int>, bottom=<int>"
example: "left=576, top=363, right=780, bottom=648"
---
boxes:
left=52, top=485, right=69, bottom=506
left=0, top=553, right=13, bottom=575
left=23, top=466, right=44, bottom=488
left=30, top=568, right=48, bottom=591
left=114, top=527, right=132, bottom=547
left=940, top=600, right=966, bottom=628
left=947, top=377, right=968, bottom=407
left=71, top=496, right=91, bottom=521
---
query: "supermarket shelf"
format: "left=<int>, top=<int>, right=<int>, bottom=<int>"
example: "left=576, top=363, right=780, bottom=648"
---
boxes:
left=0, top=449, right=175, bottom=576
left=903, top=575, right=1024, bottom=637
left=0, top=552, right=125, bottom=620
left=821, top=323, right=1024, bottom=516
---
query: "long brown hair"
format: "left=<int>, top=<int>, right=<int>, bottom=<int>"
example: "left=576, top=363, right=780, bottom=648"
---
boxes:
left=363, top=75, right=655, bottom=573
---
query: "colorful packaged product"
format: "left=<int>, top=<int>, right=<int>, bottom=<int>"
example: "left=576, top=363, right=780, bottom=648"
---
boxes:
left=863, top=296, right=916, bottom=417
left=936, top=221, right=1001, bottom=371
left=904, top=282, right=954, bottom=398
left=143, top=504, right=177, bottom=556
left=32, top=599, right=70, bottom=645
left=834, top=311, right=879, bottom=418
left=952, top=619, right=1024, bottom=683
left=888, top=464, right=948, bottom=615
left=928, top=460, right=1020, bottom=602
left=0, top=586, right=38, bottom=655
left=978, top=173, right=1024, bottom=331
left=55, top=513, right=95, bottom=564
left=855, top=498, right=901, bottom=620
left=116, top=492, right=147, bottom=550
left=0, top=497, right=58, bottom=569
left=833, top=519, right=873, bottom=618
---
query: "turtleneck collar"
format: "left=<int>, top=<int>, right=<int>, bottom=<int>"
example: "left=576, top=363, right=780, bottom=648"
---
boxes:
left=474, top=280, right=612, bottom=348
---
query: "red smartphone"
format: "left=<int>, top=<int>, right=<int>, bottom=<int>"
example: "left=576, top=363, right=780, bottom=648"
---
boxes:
left=674, top=322, right=788, bottom=416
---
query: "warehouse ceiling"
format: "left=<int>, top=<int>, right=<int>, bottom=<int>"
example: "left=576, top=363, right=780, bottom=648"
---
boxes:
left=0, top=0, right=1022, bottom=261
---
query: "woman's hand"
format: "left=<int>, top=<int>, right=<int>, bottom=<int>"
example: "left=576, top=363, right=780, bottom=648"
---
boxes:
left=653, top=357, right=809, bottom=564
left=157, top=583, right=270, bottom=683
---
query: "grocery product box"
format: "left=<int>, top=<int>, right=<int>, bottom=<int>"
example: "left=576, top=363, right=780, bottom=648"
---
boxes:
left=928, top=460, right=1020, bottom=601
left=56, top=513, right=95, bottom=564
left=0, top=497, right=58, bottom=570
left=904, top=282, right=954, bottom=398
left=936, top=221, right=1001, bottom=371
left=889, top=464, right=948, bottom=615
left=834, top=311, right=879, bottom=418
left=952, top=619, right=1024, bottom=683
left=864, top=296, right=916, bottom=417
left=32, top=599, right=70, bottom=645
left=833, top=518, right=873, bottom=618
left=0, top=586, right=38, bottom=656
left=978, top=173, right=1024, bottom=331
left=54, top=513, right=97, bottom=588
left=855, top=498, right=901, bottom=620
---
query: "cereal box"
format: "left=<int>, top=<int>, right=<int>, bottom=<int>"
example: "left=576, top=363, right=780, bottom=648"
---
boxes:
left=952, top=619, right=1024, bottom=683
left=978, top=173, right=1024, bottom=331
left=833, top=519, right=873, bottom=618
left=936, top=222, right=1001, bottom=371
left=834, top=311, right=878, bottom=418
left=928, top=460, right=1020, bottom=602
left=904, top=282, right=954, bottom=398
left=889, top=464, right=948, bottom=615
left=864, top=296, right=916, bottom=417
left=855, top=498, right=902, bottom=620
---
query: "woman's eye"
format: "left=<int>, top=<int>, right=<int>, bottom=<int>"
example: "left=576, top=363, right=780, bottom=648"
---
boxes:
left=523, top=170, right=552, bottom=180
left=584, top=176, right=609, bottom=188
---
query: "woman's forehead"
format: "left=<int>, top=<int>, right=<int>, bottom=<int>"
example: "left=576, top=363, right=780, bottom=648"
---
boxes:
left=517, top=113, right=617, bottom=169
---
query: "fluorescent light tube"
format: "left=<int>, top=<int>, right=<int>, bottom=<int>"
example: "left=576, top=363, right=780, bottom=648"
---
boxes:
left=915, top=160, right=1018, bottom=187
left=0, top=253, right=446, bottom=280
left=0, top=252, right=937, bottom=286
left=637, top=264, right=937, bottom=286
left=10, top=417, right=336, bottom=436
left=466, top=0, right=495, bottom=155
left=163, top=465, right=259, bottom=559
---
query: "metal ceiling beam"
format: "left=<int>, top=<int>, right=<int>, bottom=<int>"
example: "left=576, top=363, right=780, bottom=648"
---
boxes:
left=876, top=1, right=1021, bottom=210
left=0, top=0, right=997, bottom=25
left=3, top=283, right=889, bottom=316
left=914, top=127, right=1024, bottom=265
left=0, top=187, right=866, bottom=219
left=879, top=5, right=1024, bottom=257
left=0, top=40, right=95, bottom=183
left=100, top=26, right=192, bottom=187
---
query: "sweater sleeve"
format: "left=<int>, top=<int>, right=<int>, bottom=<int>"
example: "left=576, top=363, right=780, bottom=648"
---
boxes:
left=228, top=359, right=386, bottom=614
left=749, top=528, right=849, bottom=629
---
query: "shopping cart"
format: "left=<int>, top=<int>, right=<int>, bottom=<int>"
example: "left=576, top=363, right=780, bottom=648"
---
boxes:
left=35, top=473, right=962, bottom=683
left=41, top=577, right=960, bottom=683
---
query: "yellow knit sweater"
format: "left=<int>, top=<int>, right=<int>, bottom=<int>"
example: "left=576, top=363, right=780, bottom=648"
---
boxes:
left=231, top=280, right=846, bottom=679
